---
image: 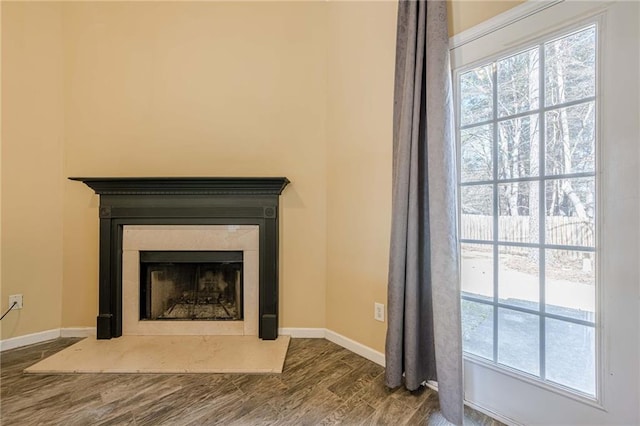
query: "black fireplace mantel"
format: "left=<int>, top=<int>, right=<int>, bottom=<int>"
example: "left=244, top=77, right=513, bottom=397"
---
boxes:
left=70, top=177, right=290, bottom=340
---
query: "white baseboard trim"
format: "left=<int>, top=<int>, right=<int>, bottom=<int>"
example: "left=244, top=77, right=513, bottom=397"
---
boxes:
left=2, top=326, right=383, bottom=366
left=0, top=329, right=61, bottom=352
left=324, top=329, right=385, bottom=367
left=1, top=327, right=96, bottom=351
left=60, top=327, right=96, bottom=338
left=278, top=327, right=326, bottom=338
left=278, top=327, right=386, bottom=367
left=4, top=327, right=383, bottom=371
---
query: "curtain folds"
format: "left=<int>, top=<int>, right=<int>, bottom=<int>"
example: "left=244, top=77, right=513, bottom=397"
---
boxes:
left=384, top=1, right=463, bottom=424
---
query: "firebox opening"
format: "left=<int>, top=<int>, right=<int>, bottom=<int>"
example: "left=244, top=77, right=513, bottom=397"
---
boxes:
left=139, top=251, right=243, bottom=321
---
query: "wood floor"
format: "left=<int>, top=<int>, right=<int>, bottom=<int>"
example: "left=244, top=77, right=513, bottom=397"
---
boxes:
left=1, top=338, right=503, bottom=425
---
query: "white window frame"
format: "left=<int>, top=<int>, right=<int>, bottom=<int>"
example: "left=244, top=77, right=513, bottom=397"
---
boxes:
left=451, top=2, right=639, bottom=424
left=454, top=14, right=605, bottom=408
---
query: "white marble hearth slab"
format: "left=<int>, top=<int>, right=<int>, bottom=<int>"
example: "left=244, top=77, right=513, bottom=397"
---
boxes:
left=24, top=335, right=290, bottom=374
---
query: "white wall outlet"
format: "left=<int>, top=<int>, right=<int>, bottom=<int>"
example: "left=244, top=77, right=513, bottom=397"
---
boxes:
left=374, top=302, right=385, bottom=322
left=9, top=294, right=23, bottom=310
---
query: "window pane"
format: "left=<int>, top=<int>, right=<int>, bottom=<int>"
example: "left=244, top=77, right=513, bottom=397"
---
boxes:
left=498, top=181, right=539, bottom=243
left=498, top=246, right=540, bottom=310
left=545, top=178, right=595, bottom=247
left=462, top=243, right=493, bottom=301
left=461, top=124, right=493, bottom=182
left=498, top=308, right=540, bottom=376
left=545, top=249, right=595, bottom=322
left=458, top=25, right=598, bottom=398
left=498, top=48, right=540, bottom=117
left=498, top=115, right=540, bottom=179
left=460, top=64, right=493, bottom=126
left=546, top=319, right=595, bottom=396
left=462, top=300, right=494, bottom=360
left=545, top=27, right=596, bottom=107
left=461, top=185, right=493, bottom=240
left=545, top=102, right=595, bottom=175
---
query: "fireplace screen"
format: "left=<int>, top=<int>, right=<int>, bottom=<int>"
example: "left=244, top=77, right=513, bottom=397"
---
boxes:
left=139, top=251, right=243, bottom=321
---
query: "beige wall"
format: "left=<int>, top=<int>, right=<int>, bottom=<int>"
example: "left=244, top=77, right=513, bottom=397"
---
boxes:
left=1, top=2, right=65, bottom=339
left=60, top=1, right=328, bottom=329
left=325, top=1, right=397, bottom=353
left=1, top=1, right=522, bottom=348
left=323, top=0, right=522, bottom=353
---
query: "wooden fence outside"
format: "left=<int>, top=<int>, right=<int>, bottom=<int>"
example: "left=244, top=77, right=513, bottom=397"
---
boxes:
left=461, top=215, right=594, bottom=257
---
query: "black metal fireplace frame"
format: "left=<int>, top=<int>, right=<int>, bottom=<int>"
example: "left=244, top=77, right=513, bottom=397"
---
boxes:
left=70, top=177, right=290, bottom=340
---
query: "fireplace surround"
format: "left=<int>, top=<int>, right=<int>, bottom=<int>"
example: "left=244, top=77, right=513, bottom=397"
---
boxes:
left=71, top=177, right=289, bottom=340
left=122, top=224, right=259, bottom=336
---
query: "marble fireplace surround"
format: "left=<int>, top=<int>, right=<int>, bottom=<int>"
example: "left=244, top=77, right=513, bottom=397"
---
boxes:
left=122, top=225, right=259, bottom=336
left=71, top=177, right=290, bottom=340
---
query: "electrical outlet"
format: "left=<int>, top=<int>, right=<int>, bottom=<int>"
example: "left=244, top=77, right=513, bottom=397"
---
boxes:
left=374, top=302, right=385, bottom=322
left=9, top=294, right=23, bottom=310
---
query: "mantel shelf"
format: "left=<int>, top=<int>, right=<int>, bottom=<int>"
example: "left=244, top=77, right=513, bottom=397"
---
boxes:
left=69, top=177, right=290, bottom=196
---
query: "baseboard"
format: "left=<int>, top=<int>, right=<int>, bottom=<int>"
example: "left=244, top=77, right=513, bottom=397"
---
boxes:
left=2, top=326, right=379, bottom=360
left=278, top=327, right=326, bottom=338
left=60, top=327, right=96, bottom=338
left=0, top=329, right=61, bottom=352
left=278, top=327, right=386, bottom=367
left=0, top=327, right=96, bottom=352
left=324, top=329, right=385, bottom=367
left=3, top=327, right=385, bottom=379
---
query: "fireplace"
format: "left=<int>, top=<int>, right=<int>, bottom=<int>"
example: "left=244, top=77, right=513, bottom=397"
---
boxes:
left=139, top=251, right=243, bottom=321
left=71, top=177, right=289, bottom=340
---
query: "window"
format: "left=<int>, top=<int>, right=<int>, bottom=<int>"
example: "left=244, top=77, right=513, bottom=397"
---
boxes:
left=457, top=26, right=597, bottom=397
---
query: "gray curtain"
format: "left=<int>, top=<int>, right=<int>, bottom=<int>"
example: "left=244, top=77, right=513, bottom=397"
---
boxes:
left=384, top=1, right=463, bottom=425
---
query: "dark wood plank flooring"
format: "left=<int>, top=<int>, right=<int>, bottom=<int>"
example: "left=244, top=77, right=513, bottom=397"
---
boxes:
left=1, top=338, right=503, bottom=425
